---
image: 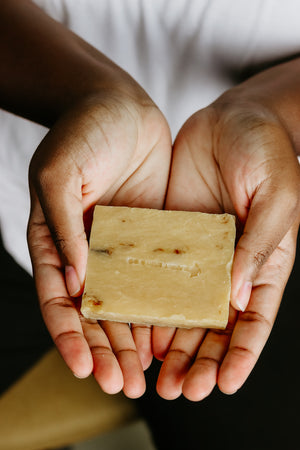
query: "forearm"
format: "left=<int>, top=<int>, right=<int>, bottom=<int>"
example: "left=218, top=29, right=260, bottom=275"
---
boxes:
left=218, top=58, right=300, bottom=155
left=0, top=0, right=138, bottom=127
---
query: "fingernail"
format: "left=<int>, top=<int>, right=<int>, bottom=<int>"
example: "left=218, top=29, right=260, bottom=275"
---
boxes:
left=65, top=265, right=81, bottom=297
left=73, top=372, right=89, bottom=379
left=236, top=281, right=252, bottom=312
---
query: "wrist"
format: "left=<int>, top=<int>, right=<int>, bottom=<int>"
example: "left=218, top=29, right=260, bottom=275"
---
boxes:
left=0, top=0, right=152, bottom=127
left=215, top=58, right=300, bottom=155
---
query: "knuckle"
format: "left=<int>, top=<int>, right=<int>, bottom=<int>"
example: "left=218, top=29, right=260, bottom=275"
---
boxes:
left=239, top=309, right=272, bottom=330
left=51, top=229, right=86, bottom=253
left=54, top=330, right=82, bottom=347
left=167, top=348, right=193, bottom=362
left=228, top=344, right=256, bottom=363
left=115, top=348, right=137, bottom=358
left=210, top=327, right=233, bottom=338
left=252, top=248, right=270, bottom=268
left=51, top=229, right=68, bottom=252
left=238, top=240, right=272, bottom=270
left=41, top=296, right=75, bottom=316
left=194, top=356, right=219, bottom=369
left=90, top=345, right=113, bottom=358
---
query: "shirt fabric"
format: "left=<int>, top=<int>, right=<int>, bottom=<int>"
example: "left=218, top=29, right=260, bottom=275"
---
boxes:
left=1, top=0, right=300, bottom=272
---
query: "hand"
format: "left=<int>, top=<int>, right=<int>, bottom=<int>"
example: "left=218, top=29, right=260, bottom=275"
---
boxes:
left=27, top=88, right=172, bottom=398
left=153, top=95, right=300, bottom=401
left=0, top=0, right=171, bottom=398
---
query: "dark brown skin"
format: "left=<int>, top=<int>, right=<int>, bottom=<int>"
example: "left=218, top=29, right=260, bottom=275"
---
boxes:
left=1, top=0, right=299, bottom=401
left=154, top=68, right=300, bottom=400
left=1, top=0, right=172, bottom=399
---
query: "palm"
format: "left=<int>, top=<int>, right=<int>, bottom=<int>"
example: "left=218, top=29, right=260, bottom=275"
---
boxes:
left=153, top=105, right=298, bottom=400
left=28, top=95, right=172, bottom=397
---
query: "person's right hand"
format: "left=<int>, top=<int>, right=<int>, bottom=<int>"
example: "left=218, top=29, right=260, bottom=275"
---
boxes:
left=27, top=84, right=172, bottom=398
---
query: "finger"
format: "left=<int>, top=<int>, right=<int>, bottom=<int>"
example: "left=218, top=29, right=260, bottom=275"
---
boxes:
left=36, top=262, right=93, bottom=378
left=218, top=227, right=297, bottom=394
left=101, top=321, right=146, bottom=399
left=182, top=306, right=237, bottom=401
left=131, top=324, right=153, bottom=370
left=156, top=327, right=207, bottom=400
left=218, top=287, right=276, bottom=394
left=28, top=199, right=93, bottom=378
left=231, top=138, right=300, bottom=312
left=81, top=319, right=124, bottom=394
left=152, top=326, right=177, bottom=361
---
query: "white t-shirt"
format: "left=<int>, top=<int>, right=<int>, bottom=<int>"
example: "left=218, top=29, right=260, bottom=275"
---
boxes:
left=1, top=0, right=300, bottom=272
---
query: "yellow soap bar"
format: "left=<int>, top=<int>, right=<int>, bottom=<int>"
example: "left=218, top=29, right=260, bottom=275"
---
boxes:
left=81, top=206, right=235, bottom=329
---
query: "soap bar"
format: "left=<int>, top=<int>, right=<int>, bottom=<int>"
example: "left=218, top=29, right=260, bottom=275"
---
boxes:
left=81, top=206, right=235, bottom=329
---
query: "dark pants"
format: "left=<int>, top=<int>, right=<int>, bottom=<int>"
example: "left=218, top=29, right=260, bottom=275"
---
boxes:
left=1, top=232, right=299, bottom=450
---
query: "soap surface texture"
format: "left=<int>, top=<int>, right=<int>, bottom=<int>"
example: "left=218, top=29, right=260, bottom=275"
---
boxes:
left=81, top=206, right=235, bottom=329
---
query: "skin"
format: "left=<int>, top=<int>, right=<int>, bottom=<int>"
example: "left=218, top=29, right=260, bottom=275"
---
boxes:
left=1, top=0, right=300, bottom=401
left=153, top=77, right=300, bottom=401
left=1, top=0, right=172, bottom=398
left=28, top=92, right=172, bottom=398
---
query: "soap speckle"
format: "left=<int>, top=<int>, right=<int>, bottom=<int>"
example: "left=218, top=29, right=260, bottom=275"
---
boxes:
left=119, top=242, right=135, bottom=248
left=174, top=248, right=186, bottom=254
left=219, top=215, right=230, bottom=224
left=94, top=247, right=114, bottom=256
left=87, top=296, right=103, bottom=307
left=153, top=247, right=186, bottom=254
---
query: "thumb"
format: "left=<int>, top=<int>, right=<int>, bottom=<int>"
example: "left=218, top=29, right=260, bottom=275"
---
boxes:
left=29, top=160, right=88, bottom=298
left=231, top=180, right=300, bottom=312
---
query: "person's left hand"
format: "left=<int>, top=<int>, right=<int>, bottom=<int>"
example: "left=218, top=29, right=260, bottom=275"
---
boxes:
left=152, top=94, right=300, bottom=401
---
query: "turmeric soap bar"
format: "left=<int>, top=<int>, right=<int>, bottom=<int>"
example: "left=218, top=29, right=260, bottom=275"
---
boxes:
left=81, top=206, right=235, bottom=329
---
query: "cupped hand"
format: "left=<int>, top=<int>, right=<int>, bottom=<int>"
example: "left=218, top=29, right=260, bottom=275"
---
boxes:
left=27, top=88, right=172, bottom=398
left=153, top=97, right=300, bottom=401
